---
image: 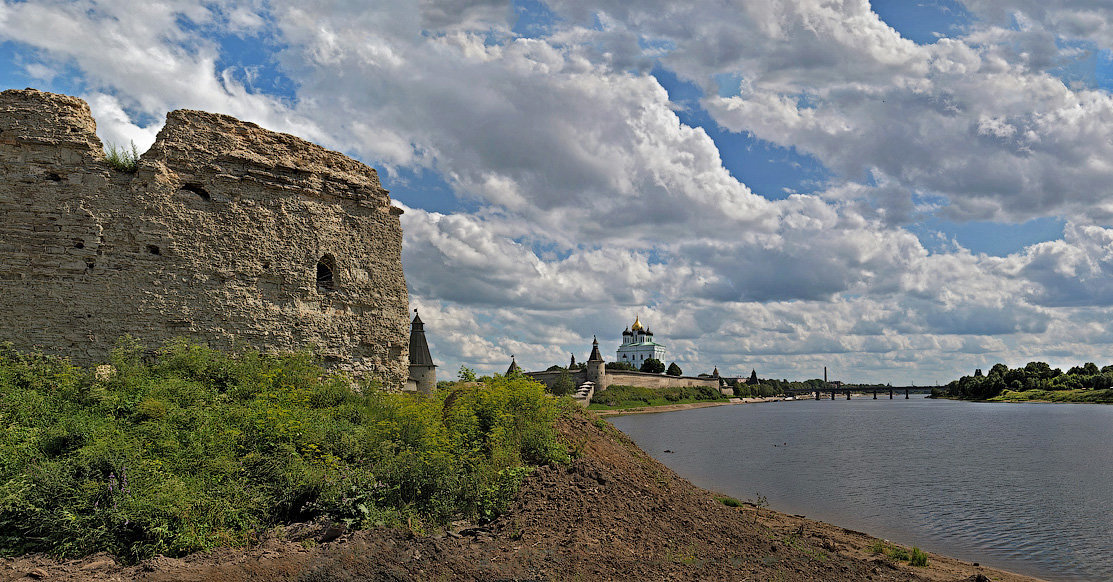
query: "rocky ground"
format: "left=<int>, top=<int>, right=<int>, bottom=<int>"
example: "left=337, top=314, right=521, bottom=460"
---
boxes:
left=1, top=411, right=1043, bottom=581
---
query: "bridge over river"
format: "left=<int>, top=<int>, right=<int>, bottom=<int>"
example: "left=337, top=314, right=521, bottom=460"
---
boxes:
left=783, top=386, right=938, bottom=400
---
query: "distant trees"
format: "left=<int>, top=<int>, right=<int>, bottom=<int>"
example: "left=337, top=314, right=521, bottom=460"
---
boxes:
left=666, top=362, right=682, bottom=376
left=943, top=360, right=1113, bottom=400
left=606, top=361, right=637, bottom=371
left=550, top=369, right=575, bottom=396
left=640, top=358, right=665, bottom=374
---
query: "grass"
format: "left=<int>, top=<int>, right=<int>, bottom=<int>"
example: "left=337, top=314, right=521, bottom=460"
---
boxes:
left=989, top=388, right=1113, bottom=404
left=867, top=539, right=927, bottom=567
left=104, top=141, right=140, bottom=173
left=0, top=339, right=568, bottom=562
left=718, top=496, right=743, bottom=507
left=588, top=384, right=727, bottom=410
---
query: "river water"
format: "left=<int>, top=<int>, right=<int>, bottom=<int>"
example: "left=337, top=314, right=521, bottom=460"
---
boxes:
left=608, top=398, right=1113, bottom=581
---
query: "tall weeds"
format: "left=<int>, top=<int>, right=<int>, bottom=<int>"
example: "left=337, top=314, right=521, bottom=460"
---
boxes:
left=0, top=339, right=567, bottom=562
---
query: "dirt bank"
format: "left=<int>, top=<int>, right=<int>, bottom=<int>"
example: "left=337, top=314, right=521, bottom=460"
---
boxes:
left=1, top=411, right=1043, bottom=581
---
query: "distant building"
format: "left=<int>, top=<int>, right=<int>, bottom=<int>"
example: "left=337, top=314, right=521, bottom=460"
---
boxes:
left=525, top=335, right=719, bottom=404
left=616, top=315, right=666, bottom=366
left=405, top=310, right=436, bottom=393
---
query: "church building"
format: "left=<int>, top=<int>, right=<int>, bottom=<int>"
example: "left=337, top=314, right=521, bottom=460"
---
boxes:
left=617, top=315, right=666, bottom=366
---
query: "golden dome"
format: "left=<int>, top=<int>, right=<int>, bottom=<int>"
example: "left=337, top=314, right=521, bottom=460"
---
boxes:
left=631, top=314, right=644, bottom=331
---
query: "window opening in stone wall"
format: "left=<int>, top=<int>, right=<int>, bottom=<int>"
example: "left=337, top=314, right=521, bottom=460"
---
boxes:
left=317, top=255, right=337, bottom=291
left=181, top=183, right=210, bottom=201
left=147, top=245, right=161, bottom=255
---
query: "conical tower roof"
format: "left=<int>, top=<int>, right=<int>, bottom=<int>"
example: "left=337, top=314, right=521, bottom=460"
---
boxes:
left=506, top=355, right=522, bottom=375
left=408, top=309, right=435, bottom=367
left=588, top=336, right=603, bottom=362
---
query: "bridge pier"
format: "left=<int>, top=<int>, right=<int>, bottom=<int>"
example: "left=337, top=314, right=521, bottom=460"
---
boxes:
left=830, top=390, right=835, bottom=400
left=873, top=389, right=877, bottom=399
left=814, top=390, right=821, bottom=400
left=905, top=388, right=909, bottom=399
left=889, top=388, right=893, bottom=399
left=845, top=390, right=850, bottom=400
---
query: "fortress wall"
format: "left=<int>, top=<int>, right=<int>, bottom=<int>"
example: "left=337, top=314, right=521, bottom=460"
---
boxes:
left=527, top=368, right=720, bottom=391
left=0, top=89, right=410, bottom=387
left=604, top=371, right=721, bottom=390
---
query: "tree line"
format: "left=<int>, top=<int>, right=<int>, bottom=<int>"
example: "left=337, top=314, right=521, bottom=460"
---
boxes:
left=940, top=361, right=1113, bottom=400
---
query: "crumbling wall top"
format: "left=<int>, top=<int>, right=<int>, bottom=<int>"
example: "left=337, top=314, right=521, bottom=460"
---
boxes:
left=0, top=88, right=104, bottom=154
left=0, top=88, right=391, bottom=205
left=145, top=109, right=389, bottom=204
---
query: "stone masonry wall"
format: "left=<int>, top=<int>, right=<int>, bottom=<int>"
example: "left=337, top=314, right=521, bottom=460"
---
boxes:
left=527, top=368, right=720, bottom=391
left=0, top=89, right=410, bottom=388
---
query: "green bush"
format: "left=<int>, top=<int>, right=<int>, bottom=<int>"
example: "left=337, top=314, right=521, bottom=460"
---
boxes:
left=104, top=141, right=140, bottom=173
left=0, top=340, right=567, bottom=562
left=909, top=546, right=928, bottom=567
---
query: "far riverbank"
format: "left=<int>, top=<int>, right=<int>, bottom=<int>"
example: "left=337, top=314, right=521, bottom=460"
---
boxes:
left=591, top=396, right=786, bottom=416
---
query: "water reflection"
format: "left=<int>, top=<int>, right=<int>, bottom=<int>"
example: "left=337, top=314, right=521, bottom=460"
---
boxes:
left=609, top=398, right=1113, bottom=582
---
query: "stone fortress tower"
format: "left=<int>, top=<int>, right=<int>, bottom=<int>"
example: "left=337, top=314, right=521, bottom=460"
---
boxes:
left=405, top=309, right=436, bottom=393
left=0, top=89, right=411, bottom=388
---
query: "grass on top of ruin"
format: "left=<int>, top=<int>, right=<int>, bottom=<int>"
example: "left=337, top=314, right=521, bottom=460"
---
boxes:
left=0, top=339, right=570, bottom=563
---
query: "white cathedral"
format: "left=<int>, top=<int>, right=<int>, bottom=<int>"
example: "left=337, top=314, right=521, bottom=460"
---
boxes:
left=617, top=315, right=666, bottom=365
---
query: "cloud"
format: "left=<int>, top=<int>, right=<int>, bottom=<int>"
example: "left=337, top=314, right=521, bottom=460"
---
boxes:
left=5, top=0, right=1113, bottom=384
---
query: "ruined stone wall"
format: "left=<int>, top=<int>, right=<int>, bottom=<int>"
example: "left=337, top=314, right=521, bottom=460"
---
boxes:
left=0, top=89, right=410, bottom=387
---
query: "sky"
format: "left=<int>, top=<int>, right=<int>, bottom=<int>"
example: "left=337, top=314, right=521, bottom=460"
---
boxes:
left=5, top=0, right=1113, bottom=384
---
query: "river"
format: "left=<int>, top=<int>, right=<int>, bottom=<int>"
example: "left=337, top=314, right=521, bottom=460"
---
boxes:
left=608, top=397, right=1113, bottom=581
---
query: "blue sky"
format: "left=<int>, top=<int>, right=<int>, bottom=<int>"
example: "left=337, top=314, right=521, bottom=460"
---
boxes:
left=5, top=0, right=1113, bottom=384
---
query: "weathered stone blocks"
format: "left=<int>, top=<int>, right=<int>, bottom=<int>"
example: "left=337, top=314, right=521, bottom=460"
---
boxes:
left=0, top=89, right=410, bottom=388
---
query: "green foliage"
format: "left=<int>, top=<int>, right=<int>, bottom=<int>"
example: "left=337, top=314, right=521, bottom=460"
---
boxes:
left=888, top=546, right=910, bottom=561
left=944, top=360, right=1113, bottom=400
left=550, top=370, right=575, bottom=397
left=0, top=341, right=566, bottom=562
left=458, top=366, right=477, bottom=382
left=588, top=384, right=725, bottom=408
left=666, top=362, right=682, bottom=376
left=869, top=539, right=920, bottom=564
left=605, top=361, right=636, bottom=371
left=104, top=141, right=140, bottom=173
left=717, top=496, right=742, bottom=507
left=639, top=358, right=665, bottom=374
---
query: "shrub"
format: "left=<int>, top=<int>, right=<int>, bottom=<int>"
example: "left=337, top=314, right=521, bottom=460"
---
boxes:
left=887, top=546, right=910, bottom=561
left=0, top=342, right=567, bottom=562
left=550, top=370, right=575, bottom=396
left=909, top=546, right=928, bottom=567
left=104, top=141, right=140, bottom=173
left=640, top=358, right=665, bottom=374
